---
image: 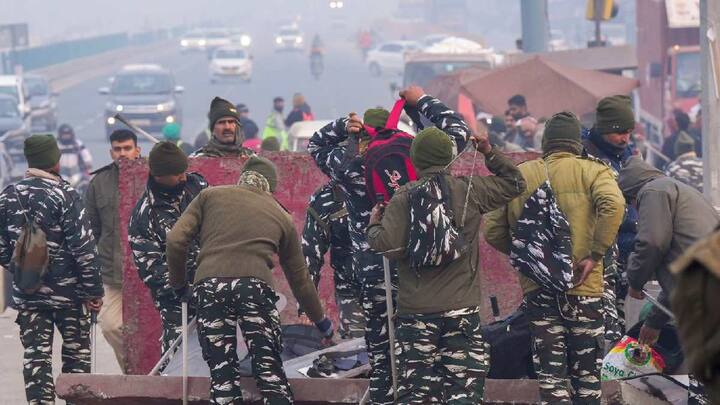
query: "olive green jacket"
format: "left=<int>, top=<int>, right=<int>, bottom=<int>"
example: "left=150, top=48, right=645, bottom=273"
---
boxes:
left=484, top=152, right=625, bottom=297
left=367, top=148, right=526, bottom=315
left=85, top=163, right=123, bottom=287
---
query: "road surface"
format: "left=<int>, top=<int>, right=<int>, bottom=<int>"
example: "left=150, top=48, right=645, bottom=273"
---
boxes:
left=0, top=23, right=397, bottom=404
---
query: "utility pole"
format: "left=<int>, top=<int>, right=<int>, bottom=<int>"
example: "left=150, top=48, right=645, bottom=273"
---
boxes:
left=594, top=0, right=603, bottom=45
left=520, top=0, right=549, bottom=53
left=700, top=0, right=720, bottom=208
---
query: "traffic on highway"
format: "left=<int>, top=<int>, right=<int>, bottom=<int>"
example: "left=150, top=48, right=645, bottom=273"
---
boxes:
left=0, top=1, right=715, bottom=405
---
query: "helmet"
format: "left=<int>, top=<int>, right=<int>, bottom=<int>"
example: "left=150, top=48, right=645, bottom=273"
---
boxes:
left=57, top=123, right=74, bottom=137
left=162, top=122, right=181, bottom=140
left=57, top=124, right=75, bottom=144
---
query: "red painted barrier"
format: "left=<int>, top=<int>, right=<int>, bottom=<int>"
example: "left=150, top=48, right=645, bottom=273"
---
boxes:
left=118, top=151, right=540, bottom=374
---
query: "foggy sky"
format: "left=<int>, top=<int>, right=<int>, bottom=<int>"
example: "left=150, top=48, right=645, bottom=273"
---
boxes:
left=2, top=0, right=636, bottom=51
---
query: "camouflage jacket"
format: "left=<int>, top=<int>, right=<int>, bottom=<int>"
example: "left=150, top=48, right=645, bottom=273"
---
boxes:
left=0, top=169, right=104, bottom=310
left=665, top=153, right=704, bottom=193
left=128, top=173, right=208, bottom=298
left=307, top=95, right=469, bottom=252
left=301, top=181, right=352, bottom=287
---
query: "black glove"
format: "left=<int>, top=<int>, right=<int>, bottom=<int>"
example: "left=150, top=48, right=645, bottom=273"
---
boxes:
left=315, top=317, right=334, bottom=339
left=174, top=285, right=192, bottom=303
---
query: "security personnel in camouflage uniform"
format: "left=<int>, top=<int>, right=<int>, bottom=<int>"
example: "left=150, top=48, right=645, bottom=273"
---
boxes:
left=302, top=179, right=365, bottom=338
left=128, top=142, right=208, bottom=355
left=367, top=128, right=526, bottom=404
left=486, top=112, right=625, bottom=405
left=167, top=156, right=334, bottom=405
left=308, top=85, right=469, bottom=404
left=664, top=131, right=704, bottom=193
left=0, top=135, right=104, bottom=403
left=190, top=96, right=255, bottom=158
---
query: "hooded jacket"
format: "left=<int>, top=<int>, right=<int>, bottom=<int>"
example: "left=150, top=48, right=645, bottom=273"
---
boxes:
left=619, top=157, right=720, bottom=329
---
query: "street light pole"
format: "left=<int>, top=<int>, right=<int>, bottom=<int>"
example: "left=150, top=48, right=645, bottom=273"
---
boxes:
left=700, top=0, right=720, bottom=208
left=520, top=0, right=549, bottom=53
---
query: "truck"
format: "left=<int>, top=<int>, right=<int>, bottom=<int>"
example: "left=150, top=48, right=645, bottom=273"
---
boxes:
left=636, top=0, right=700, bottom=148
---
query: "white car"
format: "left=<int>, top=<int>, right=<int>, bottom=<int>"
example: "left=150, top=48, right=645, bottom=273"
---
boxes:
left=275, top=26, right=304, bottom=51
left=0, top=75, right=31, bottom=125
left=179, top=29, right=208, bottom=51
left=180, top=29, right=234, bottom=52
left=366, top=41, right=421, bottom=77
left=209, top=47, right=253, bottom=83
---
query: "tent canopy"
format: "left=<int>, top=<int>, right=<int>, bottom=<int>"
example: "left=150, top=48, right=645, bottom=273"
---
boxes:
left=460, top=56, right=639, bottom=119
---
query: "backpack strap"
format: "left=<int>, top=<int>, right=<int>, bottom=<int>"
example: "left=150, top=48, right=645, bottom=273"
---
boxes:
left=12, top=185, right=31, bottom=224
left=363, top=99, right=406, bottom=137
left=307, top=207, right=330, bottom=236
left=385, top=99, right=405, bottom=130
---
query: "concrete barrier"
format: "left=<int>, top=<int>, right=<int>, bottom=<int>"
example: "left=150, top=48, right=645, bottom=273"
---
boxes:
left=118, top=151, right=540, bottom=375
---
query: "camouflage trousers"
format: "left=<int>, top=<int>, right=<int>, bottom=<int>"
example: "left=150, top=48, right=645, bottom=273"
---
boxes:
left=356, top=250, right=397, bottom=405
left=525, top=290, right=605, bottom=405
left=152, top=294, right=196, bottom=355
left=196, top=277, right=291, bottom=405
left=395, top=307, right=490, bottom=404
left=15, top=305, right=91, bottom=404
left=333, top=260, right=365, bottom=339
left=602, top=246, right=628, bottom=343
left=689, top=374, right=709, bottom=405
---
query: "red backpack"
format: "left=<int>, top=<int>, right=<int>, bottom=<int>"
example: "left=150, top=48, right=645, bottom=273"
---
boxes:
left=364, top=99, right=418, bottom=203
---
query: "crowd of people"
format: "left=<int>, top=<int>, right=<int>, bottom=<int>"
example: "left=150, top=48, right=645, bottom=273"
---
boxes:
left=0, top=84, right=718, bottom=405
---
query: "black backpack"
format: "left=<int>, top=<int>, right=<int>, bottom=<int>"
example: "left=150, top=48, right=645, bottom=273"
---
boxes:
left=406, top=174, right=467, bottom=269
left=481, top=309, right=536, bottom=379
left=510, top=160, right=576, bottom=293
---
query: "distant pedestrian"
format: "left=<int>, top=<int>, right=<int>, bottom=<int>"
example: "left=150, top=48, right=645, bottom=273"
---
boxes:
left=236, top=103, right=259, bottom=140
left=85, top=129, right=142, bottom=373
left=161, top=123, right=195, bottom=156
left=263, top=97, right=288, bottom=150
left=285, top=93, right=314, bottom=129
left=57, top=123, right=93, bottom=185
left=664, top=131, right=703, bottom=193
left=167, top=156, right=334, bottom=404
left=0, top=135, right=104, bottom=403
left=661, top=110, right=691, bottom=164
